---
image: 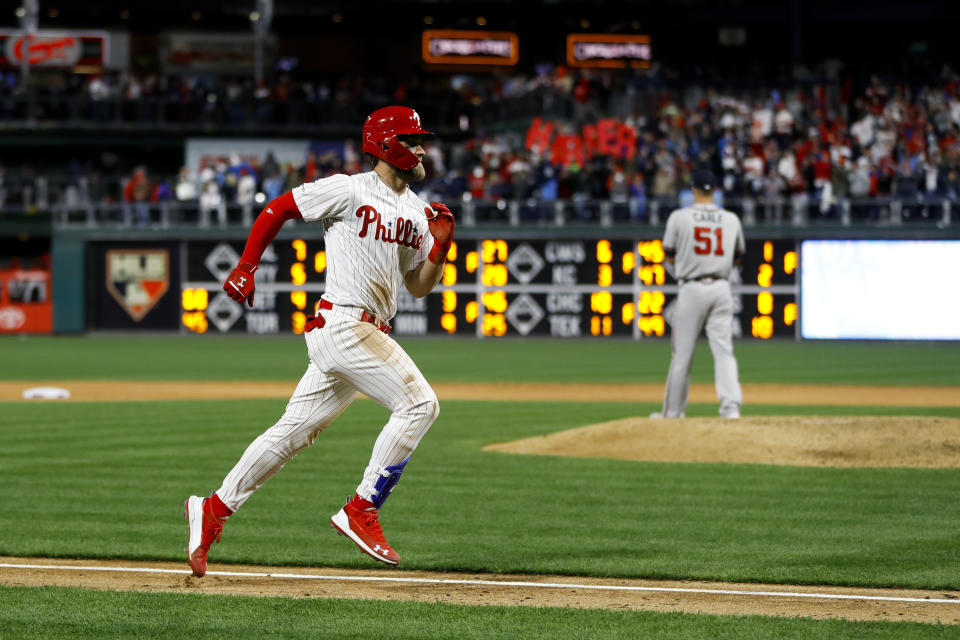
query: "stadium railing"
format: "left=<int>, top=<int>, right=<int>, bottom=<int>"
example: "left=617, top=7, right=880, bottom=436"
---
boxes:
left=4, top=194, right=950, bottom=230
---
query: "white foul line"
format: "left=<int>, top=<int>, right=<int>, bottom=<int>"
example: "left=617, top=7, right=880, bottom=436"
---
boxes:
left=2, top=563, right=958, bottom=605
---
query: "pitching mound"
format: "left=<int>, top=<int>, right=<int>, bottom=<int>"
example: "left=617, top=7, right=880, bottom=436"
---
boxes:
left=483, top=416, right=960, bottom=468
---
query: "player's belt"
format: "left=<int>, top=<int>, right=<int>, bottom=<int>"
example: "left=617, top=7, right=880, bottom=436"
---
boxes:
left=305, top=299, right=391, bottom=335
left=680, top=275, right=725, bottom=285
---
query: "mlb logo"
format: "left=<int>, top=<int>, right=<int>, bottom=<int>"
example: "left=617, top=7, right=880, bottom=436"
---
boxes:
left=105, top=249, right=170, bottom=322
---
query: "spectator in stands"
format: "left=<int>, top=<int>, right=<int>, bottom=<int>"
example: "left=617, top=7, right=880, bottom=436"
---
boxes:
left=607, top=160, right=632, bottom=220
left=259, top=152, right=285, bottom=202
left=506, top=152, right=533, bottom=199
left=7, top=62, right=960, bottom=226
left=773, top=101, right=795, bottom=148
left=235, top=167, right=258, bottom=225
left=467, top=166, right=486, bottom=200
left=893, top=157, right=920, bottom=217
left=199, top=178, right=226, bottom=227
left=303, top=151, right=320, bottom=183
left=831, top=156, right=850, bottom=205
left=153, top=174, right=174, bottom=202
left=123, top=166, right=151, bottom=226
left=439, top=168, right=468, bottom=202
left=921, top=151, right=941, bottom=198
left=88, top=74, right=111, bottom=122
left=651, top=161, right=677, bottom=213
left=174, top=166, right=198, bottom=202
left=282, top=164, right=301, bottom=193
left=943, top=167, right=960, bottom=201
left=533, top=160, right=559, bottom=201
left=849, top=155, right=872, bottom=198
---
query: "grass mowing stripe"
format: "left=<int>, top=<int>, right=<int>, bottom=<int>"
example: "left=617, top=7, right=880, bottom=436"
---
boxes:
left=3, top=336, right=960, bottom=385
left=1, top=399, right=957, bottom=588
left=0, top=585, right=955, bottom=640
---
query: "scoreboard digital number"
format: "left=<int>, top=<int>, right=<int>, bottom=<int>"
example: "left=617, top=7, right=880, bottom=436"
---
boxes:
left=179, top=237, right=798, bottom=339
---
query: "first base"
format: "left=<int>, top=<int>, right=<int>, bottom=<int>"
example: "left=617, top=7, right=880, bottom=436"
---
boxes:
left=22, top=387, right=71, bottom=400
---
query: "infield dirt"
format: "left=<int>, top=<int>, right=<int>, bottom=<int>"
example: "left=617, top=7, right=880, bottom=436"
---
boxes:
left=3, top=557, right=960, bottom=625
left=3, top=381, right=960, bottom=407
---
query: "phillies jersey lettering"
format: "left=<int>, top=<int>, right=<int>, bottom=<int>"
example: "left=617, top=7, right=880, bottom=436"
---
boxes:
left=663, top=203, right=745, bottom=281
left=291, top=172, right=434, bottom=320
left=355, top=206, right=425, bottom=249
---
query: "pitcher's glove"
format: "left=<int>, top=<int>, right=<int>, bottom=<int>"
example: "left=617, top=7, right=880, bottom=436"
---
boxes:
left=425, top=201, right=455, bottom=264
left=224, top=261, right=258, bottom=307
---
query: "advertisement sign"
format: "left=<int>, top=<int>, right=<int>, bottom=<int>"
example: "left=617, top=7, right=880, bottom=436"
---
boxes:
left=422, top=30, right=519, bottom=66
left=162, top=32, right=276, bottom=73
left=0, top=257, right=52, bottom=334
left=0, top=30, right=108, bottom=68
left=566, top=34, right=652, bottom=68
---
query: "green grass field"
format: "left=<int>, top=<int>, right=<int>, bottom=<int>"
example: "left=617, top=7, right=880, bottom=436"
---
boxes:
left=3, top=334, right=959, bottom=384
left=1, top=335, right=959, bottom=637
left=3, top=586, right=958, bottom=640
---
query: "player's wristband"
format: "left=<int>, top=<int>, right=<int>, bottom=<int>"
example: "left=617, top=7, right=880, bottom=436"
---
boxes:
left=428, top=242, right=450, bottom=265
left=236, top=261, right=259, bottom=274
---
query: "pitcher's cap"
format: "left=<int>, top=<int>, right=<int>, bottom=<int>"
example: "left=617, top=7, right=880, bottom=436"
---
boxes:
left=691, top=169, right=716, bottom=191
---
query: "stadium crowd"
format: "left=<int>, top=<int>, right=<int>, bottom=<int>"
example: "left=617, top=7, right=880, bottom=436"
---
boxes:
left=2, top=62, right=960, bottom=224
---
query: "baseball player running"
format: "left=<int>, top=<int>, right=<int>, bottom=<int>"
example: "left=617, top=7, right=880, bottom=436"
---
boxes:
left=653, top=169, right=744, bottom=419
left=185, top=106, right=455, bottom=576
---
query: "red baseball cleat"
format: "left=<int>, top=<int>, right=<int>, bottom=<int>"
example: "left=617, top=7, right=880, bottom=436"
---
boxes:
left=330, top=496, right=401, bottom=565
left=184, top=495, right=227, bottom=577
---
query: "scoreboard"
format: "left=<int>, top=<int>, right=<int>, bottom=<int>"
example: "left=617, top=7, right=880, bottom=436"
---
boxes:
left=179, top=235, right=798, bottom=339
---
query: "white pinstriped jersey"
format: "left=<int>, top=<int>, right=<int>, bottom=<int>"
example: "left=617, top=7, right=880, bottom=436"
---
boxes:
left=291, top=171, right=435, bottom=321
left=662, top=203, right=745, bottom=281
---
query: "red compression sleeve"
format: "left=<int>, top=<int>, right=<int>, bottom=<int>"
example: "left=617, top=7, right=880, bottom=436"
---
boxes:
left=239, top=191, right=303, bottom=265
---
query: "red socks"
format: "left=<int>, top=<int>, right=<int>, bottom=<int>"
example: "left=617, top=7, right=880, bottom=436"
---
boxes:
left=350, top=494, right=376, bottom=510
left=208, top=493, right=233, bottom=518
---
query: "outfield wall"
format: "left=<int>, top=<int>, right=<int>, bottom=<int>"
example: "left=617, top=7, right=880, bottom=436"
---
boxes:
left=27, top=223, right=957, bottom=341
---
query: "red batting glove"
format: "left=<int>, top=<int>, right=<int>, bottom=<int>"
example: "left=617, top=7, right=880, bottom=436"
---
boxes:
left=425, top=202, right=455, bottom=264
left=223, top=261, right=258, bottom=307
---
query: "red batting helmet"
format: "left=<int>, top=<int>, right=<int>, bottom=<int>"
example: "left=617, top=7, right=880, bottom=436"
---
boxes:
left=362, top=106, right=433, bottom=171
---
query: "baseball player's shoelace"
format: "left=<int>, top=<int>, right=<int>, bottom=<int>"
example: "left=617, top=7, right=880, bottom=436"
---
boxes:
left=202, top=513, right=225, bottom=546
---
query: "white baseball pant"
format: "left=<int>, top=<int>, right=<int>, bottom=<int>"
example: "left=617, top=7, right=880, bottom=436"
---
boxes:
left=662, top=280, right=742, bottom=417
left=215, top=303, right=439, bottom=512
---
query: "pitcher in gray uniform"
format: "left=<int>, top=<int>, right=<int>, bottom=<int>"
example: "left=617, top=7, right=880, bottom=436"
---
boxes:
left=653, top=169, right=744, bottom=419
